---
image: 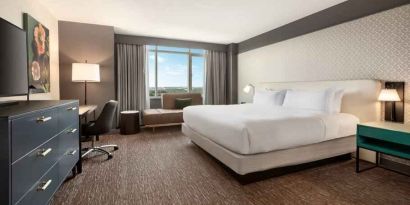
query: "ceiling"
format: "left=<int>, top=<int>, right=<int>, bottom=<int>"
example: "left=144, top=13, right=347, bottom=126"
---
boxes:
left=40, top=0, right=347, bottom=44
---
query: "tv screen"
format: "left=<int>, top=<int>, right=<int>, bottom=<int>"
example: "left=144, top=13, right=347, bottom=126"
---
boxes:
left=0, top=18, right=28, bottom=97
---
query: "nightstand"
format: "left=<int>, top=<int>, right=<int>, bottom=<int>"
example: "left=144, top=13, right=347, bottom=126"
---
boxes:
left=356, top=121, right=410, bottom=174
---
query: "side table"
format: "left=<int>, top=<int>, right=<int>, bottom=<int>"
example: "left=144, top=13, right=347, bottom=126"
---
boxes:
left=120, top=110, right=140, bottom=135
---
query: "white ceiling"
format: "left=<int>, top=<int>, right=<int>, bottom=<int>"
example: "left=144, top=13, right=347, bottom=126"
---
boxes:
left=40, top=0, right=346, bottom=44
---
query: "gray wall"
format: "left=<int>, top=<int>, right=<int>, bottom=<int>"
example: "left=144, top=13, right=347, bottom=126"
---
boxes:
left=115, top=34, right=227, bottom=52
left=59, top=21, right=115, bottom=116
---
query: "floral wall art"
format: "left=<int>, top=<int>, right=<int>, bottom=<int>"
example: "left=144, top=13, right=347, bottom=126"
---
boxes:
left=24, top=13, right=50, bottom=93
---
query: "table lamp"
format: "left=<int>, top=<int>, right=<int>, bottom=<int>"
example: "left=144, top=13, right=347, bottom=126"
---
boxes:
left=378, top=89, right=400, bottom=122
left=72, top=62, right=100, bottom=105
left=243, top=84, right=255, bottom=94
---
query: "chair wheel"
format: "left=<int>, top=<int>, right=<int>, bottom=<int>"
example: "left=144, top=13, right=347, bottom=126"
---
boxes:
left=114, top=146, right=119, bottom=151
left=107, top=154, right=113, bottom=160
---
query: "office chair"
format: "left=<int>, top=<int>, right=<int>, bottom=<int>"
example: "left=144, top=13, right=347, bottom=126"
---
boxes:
left=81, top=100, right=119, bottom=160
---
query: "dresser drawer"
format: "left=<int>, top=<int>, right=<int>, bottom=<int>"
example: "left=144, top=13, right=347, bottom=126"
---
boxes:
left=12, top=108, right=59, bottom=162
left=15, top=158, right=61, bottom=205
left=15, top=166, right=59, bottom=205
left=14, top=141, right=79, bottom=205
left=11, top=124, right=78, bottom=204
left=12, top=134, right=60, bottom=204
left=16, top=147, right=79, bottom=205
left=59, top=124, right=80, bottom=156
left=59, top=103, right=79, bottom=130
left=58, top=147, right=80, bottom=181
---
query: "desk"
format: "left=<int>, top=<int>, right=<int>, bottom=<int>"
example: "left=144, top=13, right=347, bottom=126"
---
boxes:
left=356, top=121, right=410, bottom=175
left=76, top=105, right=98, bottom=173
left=79, top=105, right=97, bottom=120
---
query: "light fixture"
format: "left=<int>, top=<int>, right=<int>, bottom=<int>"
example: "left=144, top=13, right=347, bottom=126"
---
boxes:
left=378, top=89, right=400, bottom=122
left=378, top=89, right=400, bottom=102
left=72, top=62, right=100, bottom=105
left=243, top=84, right=255, bottom=94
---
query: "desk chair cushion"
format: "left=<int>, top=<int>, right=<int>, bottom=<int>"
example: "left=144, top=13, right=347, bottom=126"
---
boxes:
left=82, top=100, right=118, bottom=136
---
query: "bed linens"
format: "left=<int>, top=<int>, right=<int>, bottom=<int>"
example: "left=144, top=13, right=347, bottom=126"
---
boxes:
left=183, top=104, right=359, bottom=155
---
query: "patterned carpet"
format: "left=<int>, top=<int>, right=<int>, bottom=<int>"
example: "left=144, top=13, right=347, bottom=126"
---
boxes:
left=51, top=127, right=410, bottom=205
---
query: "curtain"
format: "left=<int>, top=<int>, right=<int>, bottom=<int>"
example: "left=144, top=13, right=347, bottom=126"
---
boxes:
left=116, top=44, right=148, bottom=124
left=205, top=50, right=227, bottom=105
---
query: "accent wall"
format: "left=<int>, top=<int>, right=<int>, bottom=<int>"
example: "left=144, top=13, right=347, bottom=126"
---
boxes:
left=238, top=4, right=410, bottom=123
left=238, top=4, right=410, bottom=168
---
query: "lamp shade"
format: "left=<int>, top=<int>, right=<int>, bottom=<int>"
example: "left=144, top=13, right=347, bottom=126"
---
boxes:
left=243, top=84, right=255, bottom=94
left=72, top=63, right=100, bottom=82
left=378, top=89, right=400, bottom=102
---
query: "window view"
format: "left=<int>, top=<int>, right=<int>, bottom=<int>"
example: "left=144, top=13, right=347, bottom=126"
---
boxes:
left=148, top=45, right=205, bottom=97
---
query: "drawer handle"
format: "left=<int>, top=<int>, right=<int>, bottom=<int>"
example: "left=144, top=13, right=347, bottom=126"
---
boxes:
left=67, top=107, right=77, bottom=111
left=37, top=116, right=52, bottom=123
left=37, top=180, right=52, bottom=191
left=68, top=128, right=78, bottom=134
left=68, top=150, right=77, bottom=155
left=38, top=148, right=52, bottom=157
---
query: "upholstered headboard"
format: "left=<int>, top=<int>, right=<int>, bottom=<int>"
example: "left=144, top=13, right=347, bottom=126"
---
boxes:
left=257, top=80, right=381, bottom=122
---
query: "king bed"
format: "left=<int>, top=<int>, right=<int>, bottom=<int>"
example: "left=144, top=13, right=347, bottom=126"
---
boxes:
left=182, top=80, right=381, bottom=182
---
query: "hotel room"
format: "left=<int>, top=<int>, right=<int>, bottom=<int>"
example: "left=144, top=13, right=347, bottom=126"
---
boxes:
left=0, top=0, right=409, bottom=204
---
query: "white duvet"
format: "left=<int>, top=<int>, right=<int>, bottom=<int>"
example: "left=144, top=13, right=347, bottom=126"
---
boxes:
left=183, top=104, right=359, bottom=155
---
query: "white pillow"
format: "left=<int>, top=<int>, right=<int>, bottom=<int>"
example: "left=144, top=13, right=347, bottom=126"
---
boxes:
left=327, top=88, right=345, bottom=113
left=253, top=90, right=286, bottom=106
left=283, top=90, right=328, bottom=111
left=283, top=88, right=344, bottom=113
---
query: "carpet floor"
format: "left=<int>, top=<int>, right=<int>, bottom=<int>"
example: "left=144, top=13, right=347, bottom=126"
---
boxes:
left=51, top=127, right=410, bottom=205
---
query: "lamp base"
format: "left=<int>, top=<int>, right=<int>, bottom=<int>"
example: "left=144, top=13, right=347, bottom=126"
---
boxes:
left=84, top=81, right=87, bottom=105
left=385, top=101, right=396, bottom=122
left=384, top=82, right=404, bottom=123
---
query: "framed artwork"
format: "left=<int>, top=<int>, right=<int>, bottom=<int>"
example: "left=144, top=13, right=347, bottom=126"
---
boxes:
left=23, top=13, right=50, bottom=93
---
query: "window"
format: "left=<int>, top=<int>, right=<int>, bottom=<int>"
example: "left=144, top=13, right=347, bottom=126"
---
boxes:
left=148, top=45, right=205, bottom=97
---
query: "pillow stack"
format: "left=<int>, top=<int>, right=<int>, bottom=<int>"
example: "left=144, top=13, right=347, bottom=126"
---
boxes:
left=252, top=88, right=345, bottom=113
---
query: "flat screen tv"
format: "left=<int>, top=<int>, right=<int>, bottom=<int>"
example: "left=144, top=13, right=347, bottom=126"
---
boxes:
left=0, top=18, right=28, bottom=97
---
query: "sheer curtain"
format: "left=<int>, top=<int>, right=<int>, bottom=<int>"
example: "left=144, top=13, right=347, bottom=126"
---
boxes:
left=205, top=50, right=227, bottom=105
left=116, top=43, right=149, bottom=124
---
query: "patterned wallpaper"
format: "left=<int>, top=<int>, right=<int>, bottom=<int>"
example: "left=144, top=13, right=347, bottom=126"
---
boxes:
left=238, top=4, right=410, bottom=166
left=239, top=4, right=410, bottom=123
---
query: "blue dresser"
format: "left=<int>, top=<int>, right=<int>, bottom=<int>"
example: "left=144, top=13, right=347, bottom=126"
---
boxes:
left=0, top=100, right=79, bottom=205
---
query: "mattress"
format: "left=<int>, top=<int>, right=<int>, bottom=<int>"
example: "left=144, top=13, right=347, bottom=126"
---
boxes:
left=183, top=104, right=359, bottom=155
left=183, top=123, right=355, bottom=175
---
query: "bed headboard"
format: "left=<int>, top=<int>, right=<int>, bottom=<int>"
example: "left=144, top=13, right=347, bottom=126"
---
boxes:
left=257, top=80, right=381, bottom=122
